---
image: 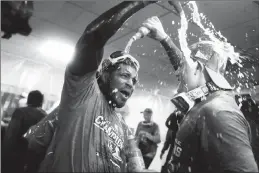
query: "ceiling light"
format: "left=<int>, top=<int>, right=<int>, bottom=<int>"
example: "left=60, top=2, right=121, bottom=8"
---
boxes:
left=40, top=40, right=75, bottom=64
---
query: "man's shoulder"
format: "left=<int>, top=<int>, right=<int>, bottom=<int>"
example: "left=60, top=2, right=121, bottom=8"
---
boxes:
left=65, top=65, right=97, bottom=82
left=153, top=122, right=159, bottom=128
left=200, top=92, right=241, bottom=116
left=23, top=107, right=47, bottom=117
left=14, top=107, right=26, bottom=114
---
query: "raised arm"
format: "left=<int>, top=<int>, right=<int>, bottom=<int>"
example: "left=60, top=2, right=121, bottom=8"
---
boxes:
left=69, top=1, right=156, bottom=76
left=141, top=15, right=183, bottom=71
left=160, top=37, right=184, bottom=70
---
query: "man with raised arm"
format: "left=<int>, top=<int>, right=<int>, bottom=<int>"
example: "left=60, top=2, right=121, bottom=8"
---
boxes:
left=28, top=2, right=163, bottom=172
left=22, top=2, right=186, bottom=172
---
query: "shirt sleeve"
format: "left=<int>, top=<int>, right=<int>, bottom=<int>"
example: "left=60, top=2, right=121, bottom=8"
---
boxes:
left=200, top=110, right=258, bottom=172
left=60, top=67, right=99, bottom=109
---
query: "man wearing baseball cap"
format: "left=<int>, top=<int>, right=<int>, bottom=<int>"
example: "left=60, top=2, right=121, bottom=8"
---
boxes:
left=135, top=108, right=161, bottom=169
left=139, top=2, right=258, bottom=172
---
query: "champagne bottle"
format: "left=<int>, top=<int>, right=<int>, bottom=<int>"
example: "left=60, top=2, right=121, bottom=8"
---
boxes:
left=126, top=135, right=145, bottom=172
left=131, top=26, right=150, bottom=41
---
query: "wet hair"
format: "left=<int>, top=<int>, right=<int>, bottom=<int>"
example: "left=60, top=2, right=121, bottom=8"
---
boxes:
left=97, top=51, right=138, bottom=91
left=102, top=51, right=137, bottom=74
left=27, top=90, right=44, bottom=107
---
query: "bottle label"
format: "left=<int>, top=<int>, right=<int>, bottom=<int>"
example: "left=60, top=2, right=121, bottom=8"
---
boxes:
left=127, top=156, right=145, bottom=172
left=127, top=150, right=145, bottom=172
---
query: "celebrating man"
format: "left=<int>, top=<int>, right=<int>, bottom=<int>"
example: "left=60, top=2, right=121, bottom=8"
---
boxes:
left=23, top=1, right=183, bottom=172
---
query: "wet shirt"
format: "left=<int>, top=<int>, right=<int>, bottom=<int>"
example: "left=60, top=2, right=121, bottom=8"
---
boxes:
left=171, top=91, right=258, bottom=173
left=38, top=69, right=130, bottom=172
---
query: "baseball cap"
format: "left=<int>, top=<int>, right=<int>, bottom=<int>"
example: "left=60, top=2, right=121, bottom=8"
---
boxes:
left=140, top=108, right=153, bottom=114
left=189, top=40, right=237, bottom=90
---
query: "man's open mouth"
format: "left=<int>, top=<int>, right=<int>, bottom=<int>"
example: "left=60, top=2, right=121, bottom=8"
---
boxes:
left=120, top=90, right=130, bottom=98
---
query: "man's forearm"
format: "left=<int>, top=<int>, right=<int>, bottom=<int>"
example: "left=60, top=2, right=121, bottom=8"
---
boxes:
left=161, top=141, right=170, bottom=153
left=160, top=36, right=184, bottom=71
left=86, top=1, right=157, bottom=46
left=70, top=1, right=156, bottom=75
left=151, top=134, right=161, bottom=144
left=165, top=117, right=171, bottom=129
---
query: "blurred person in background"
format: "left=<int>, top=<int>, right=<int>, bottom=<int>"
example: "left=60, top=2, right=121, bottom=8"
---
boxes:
left=135, top=108, right=161, bottom=169
left=2, top=90, right=47, bottom=173
left=160, top=111, right=183, bottom=173
left=139, top=4, right=258, bottom=171
left=160, top=129, right=174, bottom=173
left=1, top=92, right=27, bottom=126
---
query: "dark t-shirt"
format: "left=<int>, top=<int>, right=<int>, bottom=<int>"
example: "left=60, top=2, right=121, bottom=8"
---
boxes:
left=38, top=69, right=131, bottom=172
left=171, top=91, right=258, bottom=173
left=135, top=121, right=159, bottom=155
left=2, top=107, right=46, bottom=173
left=165, top=113, right=179, bottom=133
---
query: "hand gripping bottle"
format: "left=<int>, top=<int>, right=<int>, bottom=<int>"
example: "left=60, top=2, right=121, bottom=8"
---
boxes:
left=126, top=135, right=145, bottom=172
left=131, top=26, right=150, bottom=41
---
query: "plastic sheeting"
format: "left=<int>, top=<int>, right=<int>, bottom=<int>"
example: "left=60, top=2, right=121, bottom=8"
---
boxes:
left=1, top=51, right=62, bottom=120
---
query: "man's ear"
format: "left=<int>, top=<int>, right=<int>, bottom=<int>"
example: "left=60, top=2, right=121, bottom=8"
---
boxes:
left=100, top=71, right=110, bottom=84
left=197, top=61, right=204, bottom=71
left=194, top=61, right=204, bottom=75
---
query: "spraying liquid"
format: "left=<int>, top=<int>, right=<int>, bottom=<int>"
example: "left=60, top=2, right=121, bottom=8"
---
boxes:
left=185, top=1, right=255, bottom=92
left=124, top=27, right=150, bottom=54
left=187, top=1, right=240, bottom=65
left=177, top=6, right=192, bottom=62
left=124, top=38, right=134, bottom=54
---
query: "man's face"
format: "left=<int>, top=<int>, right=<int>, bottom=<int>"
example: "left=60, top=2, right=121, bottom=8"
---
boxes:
left=176, top=58, right=201, bottom=93
left=143, top=112, right=152, bottom=122
left=108, top=63, right=138, bottom=108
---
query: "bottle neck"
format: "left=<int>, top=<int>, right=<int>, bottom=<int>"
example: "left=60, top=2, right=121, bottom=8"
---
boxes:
left=127, top=136, right=138, bottom=149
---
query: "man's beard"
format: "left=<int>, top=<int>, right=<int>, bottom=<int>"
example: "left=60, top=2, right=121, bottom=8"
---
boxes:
left=98, top=80, right=122, bottom=108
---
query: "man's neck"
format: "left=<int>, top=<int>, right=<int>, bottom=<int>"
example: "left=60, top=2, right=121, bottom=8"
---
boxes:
left=143, top=120, right=152, bottom=124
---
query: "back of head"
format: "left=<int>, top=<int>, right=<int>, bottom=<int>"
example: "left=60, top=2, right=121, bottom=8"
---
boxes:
left=27, top=90, right=44, bottom=108
left=189, top=41, right=237, bottom=90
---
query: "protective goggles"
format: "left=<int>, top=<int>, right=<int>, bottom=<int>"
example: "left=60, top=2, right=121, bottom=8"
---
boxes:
left=107, top=54, right=140, bottom=71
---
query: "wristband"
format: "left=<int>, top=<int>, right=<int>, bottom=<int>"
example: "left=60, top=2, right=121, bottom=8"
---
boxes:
left=161, top=35, right=170, bottom=42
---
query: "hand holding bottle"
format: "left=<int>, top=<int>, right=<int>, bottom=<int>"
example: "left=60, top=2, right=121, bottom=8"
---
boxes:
left=142, top=16, right=168, bottom=42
